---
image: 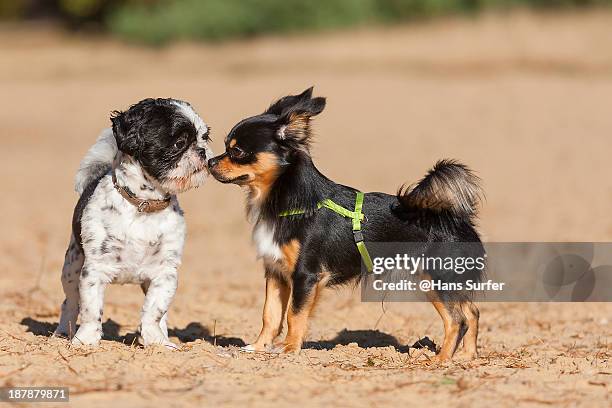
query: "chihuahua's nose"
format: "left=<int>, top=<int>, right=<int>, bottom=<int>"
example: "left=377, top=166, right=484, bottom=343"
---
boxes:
left=208, top=157, right=219, bottom=168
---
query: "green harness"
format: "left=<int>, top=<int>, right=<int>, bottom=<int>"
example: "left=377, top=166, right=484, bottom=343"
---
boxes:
left=279, top=192, right=374, bottom=273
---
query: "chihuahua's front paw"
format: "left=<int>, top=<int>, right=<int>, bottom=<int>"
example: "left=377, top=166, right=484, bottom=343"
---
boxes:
left=427, top=353, right=453, bottom=365
left=453, top=349, right=478, bottom=361
left=270, top=341, right=301, bottom=354
left=71, top=323, right=102, bottom=347
left=241, top=342, right=272, bottom=353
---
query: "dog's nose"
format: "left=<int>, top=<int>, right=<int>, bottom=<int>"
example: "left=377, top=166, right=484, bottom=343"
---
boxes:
left=197, top=148, right=208, bottom=160
left=208, top=157, right=219, bottom=168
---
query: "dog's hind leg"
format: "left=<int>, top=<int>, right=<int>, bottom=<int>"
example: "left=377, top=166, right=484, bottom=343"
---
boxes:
left=457, top=301, right=479, bottom=359
left=71, top=262, right=107, bottom=347
left=428, top=292, right=468, bottom=362
left=55, top=236, right=83, bottom=338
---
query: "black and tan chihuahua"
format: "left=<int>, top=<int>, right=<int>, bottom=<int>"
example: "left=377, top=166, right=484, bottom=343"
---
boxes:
left=208, top=88, right=484, bottom=361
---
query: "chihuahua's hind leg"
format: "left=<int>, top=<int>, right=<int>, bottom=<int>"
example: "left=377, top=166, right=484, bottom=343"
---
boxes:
left=55, top=236, right=83, bottom=338
left=457, top=301, right=479, bottom=359
left=428, top=292, right=468, bottom=362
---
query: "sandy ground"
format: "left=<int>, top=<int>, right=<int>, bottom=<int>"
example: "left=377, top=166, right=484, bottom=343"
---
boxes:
left=0, top=10, right=611, bottom=407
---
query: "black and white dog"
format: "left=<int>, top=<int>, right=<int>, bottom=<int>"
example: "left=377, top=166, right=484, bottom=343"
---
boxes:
left=55, top=98, right=212, bottom=349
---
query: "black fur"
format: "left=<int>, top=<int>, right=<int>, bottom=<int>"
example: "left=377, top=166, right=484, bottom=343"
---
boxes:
left=72, top=175, right=104, bottom=250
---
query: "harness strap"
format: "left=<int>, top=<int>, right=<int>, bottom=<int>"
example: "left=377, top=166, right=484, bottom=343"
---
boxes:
left=279, top=192, right=374, bottom=273
left=352, top=192, right=374, bottom=273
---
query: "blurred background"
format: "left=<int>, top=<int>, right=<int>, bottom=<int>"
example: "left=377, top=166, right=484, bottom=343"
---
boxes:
left=1, top=1, right=611, bottom=405
left=1, top=1, right=611, bottom=44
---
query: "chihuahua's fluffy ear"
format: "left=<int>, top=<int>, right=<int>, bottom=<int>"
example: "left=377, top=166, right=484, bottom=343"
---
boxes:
left=111, top=110, right=141, bottom=157
left=265, top=87, right=314, bottom=116
left=266, top=87, right=326, bottom=147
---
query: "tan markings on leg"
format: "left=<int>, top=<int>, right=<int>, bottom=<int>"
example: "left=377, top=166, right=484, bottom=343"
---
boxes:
left=430, top=300, right=460, bottom=361
left=250, top=241, right=300, bottom=351
left=278, top=272, right=329, bottom=354
left=425, top=289, right=463, bottom=362
left=250, top=276, right=291, bottom=351
left=459, top=301, right=479, bottom=359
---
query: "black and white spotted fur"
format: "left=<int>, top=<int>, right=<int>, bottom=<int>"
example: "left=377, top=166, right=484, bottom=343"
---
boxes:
left=55, top=98, right=212, bottom=349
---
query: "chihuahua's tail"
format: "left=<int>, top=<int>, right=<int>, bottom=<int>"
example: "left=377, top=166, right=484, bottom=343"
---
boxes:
left=397, top=159, right=482, bottom=219
left=74, top=128, right=118, bottom=195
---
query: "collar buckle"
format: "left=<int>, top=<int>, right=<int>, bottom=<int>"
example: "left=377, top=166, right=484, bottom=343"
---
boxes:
left=111, top=169, right=171, bottom=213
left=137, top=200, right=150, bottom=213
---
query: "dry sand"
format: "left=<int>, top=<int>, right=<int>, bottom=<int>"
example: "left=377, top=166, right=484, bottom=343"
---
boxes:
left=0, top=10, right=610, bottom=407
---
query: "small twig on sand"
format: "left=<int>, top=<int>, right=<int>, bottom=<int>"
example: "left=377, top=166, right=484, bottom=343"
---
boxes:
left=519, top=397, right=573, bottom=405
left=158, top=380, right=204, bottom=394
left=302, top=350, right=315, bottom=365
left=68, top=384, right=126, bottom=396
left=213, top=320, right=217, bottom=347
left=27, top=254, right=46, bottom=300
left=373, top=299, right=387, bottom=330
left=57, top=350, right=79, bottom=375
left=0, top=363, right=31, bottom=379
left=1, top=329, right=28, bottom=343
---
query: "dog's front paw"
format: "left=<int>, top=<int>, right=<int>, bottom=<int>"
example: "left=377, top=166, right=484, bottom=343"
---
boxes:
left=71, top=324, right=101, bottom=347
left=427, top=353, right=454, bottom=365
left=156, top=340, right=180, bottom=351
left=141, top=324, right=179, bottom=350
left=270, top=341, right=301, bottom=354
left=453, top=349, right=478, bottom=361
left=240, top=343, right=271, bottom=353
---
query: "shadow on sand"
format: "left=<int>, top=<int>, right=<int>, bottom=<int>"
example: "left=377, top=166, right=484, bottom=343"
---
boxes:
left=19, top=317, right=245, bottom=348
left=20, top=318, right=435, bottom=352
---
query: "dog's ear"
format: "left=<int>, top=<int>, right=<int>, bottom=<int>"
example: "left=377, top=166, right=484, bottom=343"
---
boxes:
left=264, top=87, right=314, bottom=116
left=276, top=96, right=326, bottom=144
left=111, top=110, right=141, bottom=157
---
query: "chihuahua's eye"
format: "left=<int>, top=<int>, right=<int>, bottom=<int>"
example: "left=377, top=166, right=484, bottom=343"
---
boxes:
left=229, top=146, right=246, bottom=159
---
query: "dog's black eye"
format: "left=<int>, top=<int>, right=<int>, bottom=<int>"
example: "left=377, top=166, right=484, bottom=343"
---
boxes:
left=174, top=138, right=187, bottom=150
left=229, top=146, right=246, bottom=159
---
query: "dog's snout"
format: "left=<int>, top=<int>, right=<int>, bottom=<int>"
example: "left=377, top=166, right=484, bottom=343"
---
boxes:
left=208, top=157, right=219, bottom=168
